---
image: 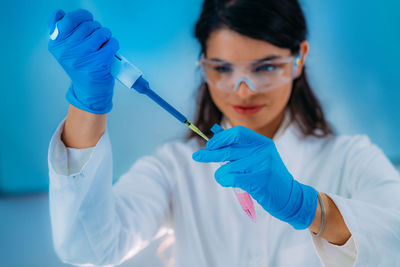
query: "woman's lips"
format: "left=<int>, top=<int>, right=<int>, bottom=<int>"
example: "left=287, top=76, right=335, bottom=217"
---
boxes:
left=233, top=104, right=265, bottom=115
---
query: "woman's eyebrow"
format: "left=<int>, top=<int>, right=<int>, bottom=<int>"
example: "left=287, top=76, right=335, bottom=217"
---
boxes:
left=207, top=54, right=283, bottom=63
left=208, top=57, right=230, bottom=63
left=253, top=55, right=282, bottom=63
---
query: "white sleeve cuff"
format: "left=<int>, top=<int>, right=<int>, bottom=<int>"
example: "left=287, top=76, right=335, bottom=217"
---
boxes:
left=48, top=118, right=102, bottom=176
left=310, top=232, right=358, bottom=267
left=67, top=147, right=94, bottom=175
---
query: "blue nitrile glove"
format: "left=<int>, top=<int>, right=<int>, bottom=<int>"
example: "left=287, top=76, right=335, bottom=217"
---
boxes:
left=192, top=124, right=318, bottom=230
left=48, top=9, right=119, bottom=114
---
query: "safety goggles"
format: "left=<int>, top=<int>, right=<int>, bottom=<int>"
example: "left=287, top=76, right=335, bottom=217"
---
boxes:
left=199, top=54, right=300, bottom=93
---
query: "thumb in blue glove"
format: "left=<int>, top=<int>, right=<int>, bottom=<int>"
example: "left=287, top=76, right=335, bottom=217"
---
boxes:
left=48, top=9, right=119, bottom=114
left=192, top=124, right=318, bottom=230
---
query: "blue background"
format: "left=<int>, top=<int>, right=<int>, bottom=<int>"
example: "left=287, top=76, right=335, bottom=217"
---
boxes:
left=0, top=0, right=399, bottom=266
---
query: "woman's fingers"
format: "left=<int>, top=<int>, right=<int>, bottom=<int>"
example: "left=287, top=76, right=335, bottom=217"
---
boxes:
left=54, top=9, right=94, bottom=42
left=214, top=159, right=265, bottom=188
left=192, top=143, right=259, bottom=162
left=206, top=125, right=272, bottom=150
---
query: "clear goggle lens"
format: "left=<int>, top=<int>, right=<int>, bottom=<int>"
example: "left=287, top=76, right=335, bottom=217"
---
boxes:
left=200, top=56, right=298, bottom=93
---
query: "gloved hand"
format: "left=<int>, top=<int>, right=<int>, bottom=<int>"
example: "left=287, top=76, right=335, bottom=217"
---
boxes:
left=192, top=124, right=318, bottom=230
left=48, top=9, right=119, bottom=114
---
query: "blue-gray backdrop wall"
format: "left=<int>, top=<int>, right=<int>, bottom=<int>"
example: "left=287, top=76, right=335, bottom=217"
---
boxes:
left=1, top=0, right=399, bottom=193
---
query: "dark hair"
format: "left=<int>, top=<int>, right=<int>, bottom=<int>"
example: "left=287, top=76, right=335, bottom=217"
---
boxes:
left=186, top=0, right=335, bottom=143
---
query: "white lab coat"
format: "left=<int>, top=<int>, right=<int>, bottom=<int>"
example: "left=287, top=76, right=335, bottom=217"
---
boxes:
left=48, top=111, right=400, bottom=267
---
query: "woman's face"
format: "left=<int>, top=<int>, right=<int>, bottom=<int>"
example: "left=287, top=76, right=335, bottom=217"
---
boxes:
left=205, top=28, right=307, bottom=138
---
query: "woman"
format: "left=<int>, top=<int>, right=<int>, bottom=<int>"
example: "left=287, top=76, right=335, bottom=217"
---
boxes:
left=47, top=0, right=400, bottom=266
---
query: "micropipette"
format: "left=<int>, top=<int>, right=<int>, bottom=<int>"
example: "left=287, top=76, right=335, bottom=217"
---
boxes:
left=111, top=53, right=210, bottom=140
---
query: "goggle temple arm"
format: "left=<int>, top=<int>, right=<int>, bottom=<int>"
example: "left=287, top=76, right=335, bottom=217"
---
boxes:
left=293, top=51, right=302, bottom=79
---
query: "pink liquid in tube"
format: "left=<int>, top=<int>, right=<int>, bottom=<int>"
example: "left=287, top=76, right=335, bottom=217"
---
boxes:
left=234, top=188, right=257, bottom=222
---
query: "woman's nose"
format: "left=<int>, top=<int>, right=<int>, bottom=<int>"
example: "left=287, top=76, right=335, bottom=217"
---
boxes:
left=234, top=80, right=256, bottom=98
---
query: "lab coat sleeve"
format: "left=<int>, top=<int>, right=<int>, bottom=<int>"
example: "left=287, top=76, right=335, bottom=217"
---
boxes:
left=311, top=135, right=400, bottom=267
left=48, top=119, right=175, bottom=266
